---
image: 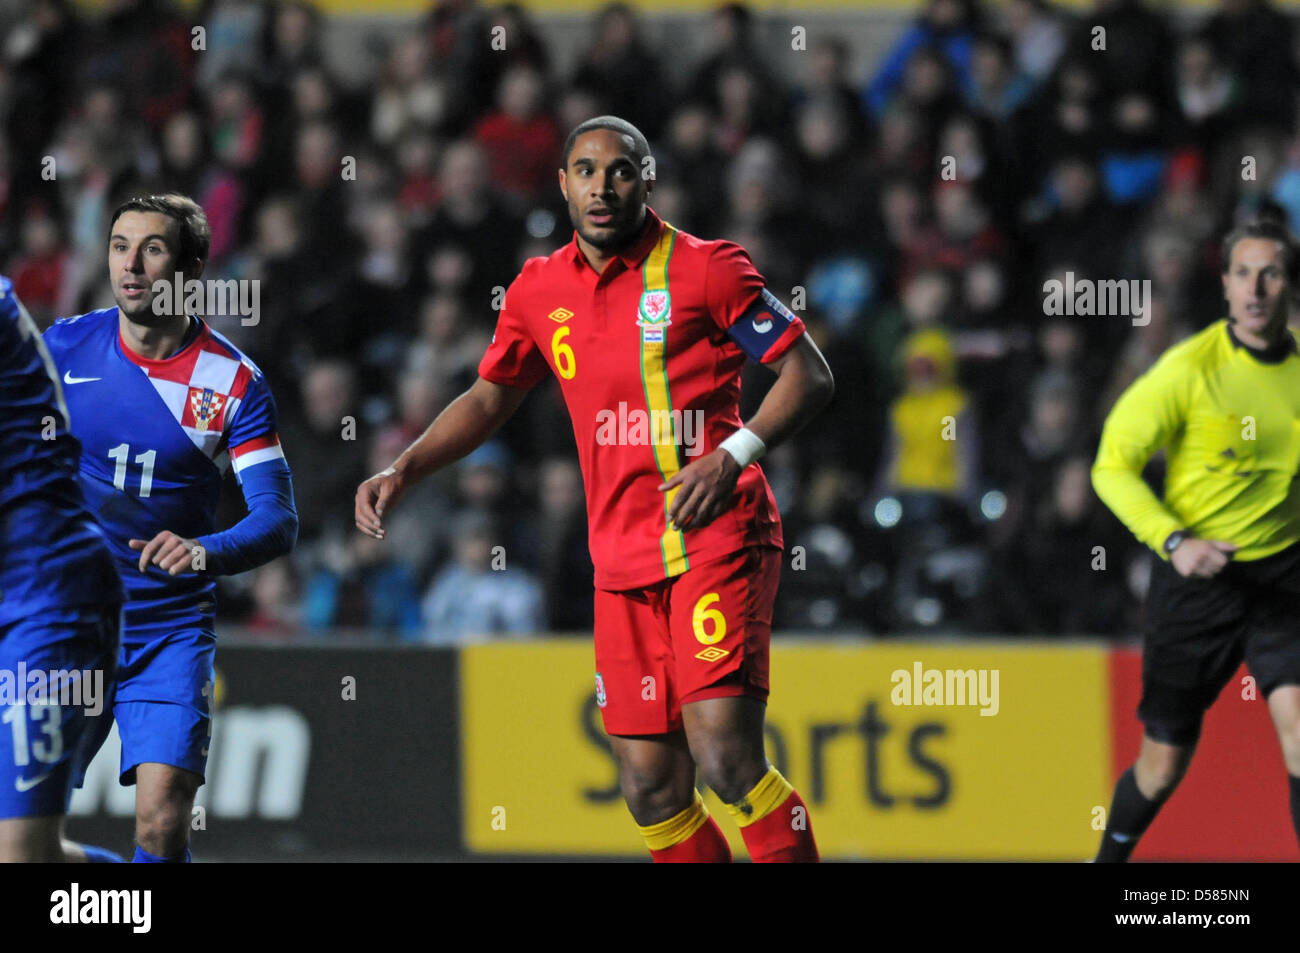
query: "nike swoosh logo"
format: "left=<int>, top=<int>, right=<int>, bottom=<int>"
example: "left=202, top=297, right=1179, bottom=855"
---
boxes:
left=752, top=319, right=773, bottom=334
left=63, top=371, right=102, bottom=384
left=15, top=771, right=53, bottom=793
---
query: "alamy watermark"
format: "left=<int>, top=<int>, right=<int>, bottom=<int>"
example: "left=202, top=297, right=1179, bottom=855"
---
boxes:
left=152, top=272, right=260, bottom=326
left=0, top=664, right=106, bottom=715
left=595, top=402, right=706, bottom=456
left=890, top=661, right=1000, bottom=716
left=50, top=884, right=151, bottom=933
left=1042, top=272, right=1151, bottom=326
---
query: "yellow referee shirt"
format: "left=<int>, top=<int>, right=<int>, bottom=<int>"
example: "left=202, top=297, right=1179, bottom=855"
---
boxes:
left=1092, top=319, right=1300, bottom=561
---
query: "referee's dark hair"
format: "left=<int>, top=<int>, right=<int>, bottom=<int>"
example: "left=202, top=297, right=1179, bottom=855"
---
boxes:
left=561, top=116, right=651, bottom=171
left=1221, top=214, right=1300, bottom=288
left=108, top=193, right=211, bottom=274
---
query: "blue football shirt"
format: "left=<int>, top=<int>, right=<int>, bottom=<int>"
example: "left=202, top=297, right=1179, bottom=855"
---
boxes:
left=0, top=277, right=122, bottom=626
left=43, top=308, right=287, bottom=641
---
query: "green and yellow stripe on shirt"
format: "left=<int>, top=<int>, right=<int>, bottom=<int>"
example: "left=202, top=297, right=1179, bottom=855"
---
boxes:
left=639, top=222, right=689, bottom=577
left=1092, top=319, right=1300, bottom=560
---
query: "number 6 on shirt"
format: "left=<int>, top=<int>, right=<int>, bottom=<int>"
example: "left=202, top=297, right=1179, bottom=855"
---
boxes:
left=551, top=326, right=576, bottom=380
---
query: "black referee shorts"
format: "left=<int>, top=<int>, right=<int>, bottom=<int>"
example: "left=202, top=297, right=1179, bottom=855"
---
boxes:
left=1139, top=540, right=1300, bottom=746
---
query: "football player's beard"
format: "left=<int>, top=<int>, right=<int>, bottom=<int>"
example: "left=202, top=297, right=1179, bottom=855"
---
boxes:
left=117, top=292, right=179, bottom=326
left=572, top=207, right=639, bottom=250
left=577, top=224, right=618, bottom=249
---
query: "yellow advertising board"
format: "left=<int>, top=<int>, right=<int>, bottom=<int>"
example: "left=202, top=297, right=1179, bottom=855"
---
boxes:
left=461, top=639, right=1111, bottom=859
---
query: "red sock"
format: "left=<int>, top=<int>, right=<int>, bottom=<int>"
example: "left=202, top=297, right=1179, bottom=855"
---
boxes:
left=639, top=791, right=733, bottom=863
left=728, top=769, right=820, bottom=863
left=649, top=814, right=733, bottom=863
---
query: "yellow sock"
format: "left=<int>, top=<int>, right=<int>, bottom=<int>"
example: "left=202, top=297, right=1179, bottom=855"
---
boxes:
left=724, top=765, right=794, bottom=828
left=637, top=790, right=711, bottom=851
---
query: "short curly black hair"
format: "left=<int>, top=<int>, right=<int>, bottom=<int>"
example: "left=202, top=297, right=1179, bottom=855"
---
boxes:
left=560, top=115, right=651, bottom=172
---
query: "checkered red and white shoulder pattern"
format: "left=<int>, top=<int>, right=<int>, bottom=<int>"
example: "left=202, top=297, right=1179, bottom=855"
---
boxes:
left=124, top=322, right=284, bottom=474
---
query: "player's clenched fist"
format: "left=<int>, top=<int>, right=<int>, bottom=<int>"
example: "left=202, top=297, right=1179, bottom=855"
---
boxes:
left=129, top=531, right=204, bottom=575
left=355, top=466, right=407, bottom=539
left=659, top=449, right=743, bottom=531
left=1170, top=537, right=1238, bottom=578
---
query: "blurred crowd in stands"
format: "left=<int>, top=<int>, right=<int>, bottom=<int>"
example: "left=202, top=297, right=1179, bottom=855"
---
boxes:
left=3, top=0, right=1297, bottom=639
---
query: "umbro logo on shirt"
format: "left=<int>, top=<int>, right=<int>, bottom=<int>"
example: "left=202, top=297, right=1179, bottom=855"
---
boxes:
left=548, top=307, right=574, bottom=323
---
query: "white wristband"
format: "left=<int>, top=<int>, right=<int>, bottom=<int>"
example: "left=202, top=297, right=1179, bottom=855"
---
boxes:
left=719, top=427, right=766, bottom=468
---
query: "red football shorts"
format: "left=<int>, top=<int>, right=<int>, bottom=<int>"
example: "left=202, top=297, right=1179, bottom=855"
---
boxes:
left=592, top=544, right=781, bottom=735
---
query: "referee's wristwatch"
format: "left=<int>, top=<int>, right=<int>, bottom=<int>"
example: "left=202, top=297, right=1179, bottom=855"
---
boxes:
left=1162, top=530, right=1191, bottom=556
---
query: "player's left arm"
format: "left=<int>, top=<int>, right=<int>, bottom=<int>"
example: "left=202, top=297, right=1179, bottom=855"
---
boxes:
left=664, top=333, right=834, bottom=531
left=131, top=371, right=299, bottom=576
left=662, top=246, right=834, bottom=532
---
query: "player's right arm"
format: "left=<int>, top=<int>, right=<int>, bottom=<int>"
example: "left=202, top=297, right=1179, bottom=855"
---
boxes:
left=358, top=272, right=547, bottom=537
left=1091, top=347, right=1236, bottom=578
left=354, top=375, right=530, bottom=538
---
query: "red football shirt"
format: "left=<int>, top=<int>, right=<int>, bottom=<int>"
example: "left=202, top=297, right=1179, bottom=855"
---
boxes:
left=478, top=206, right=805, bottom=590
